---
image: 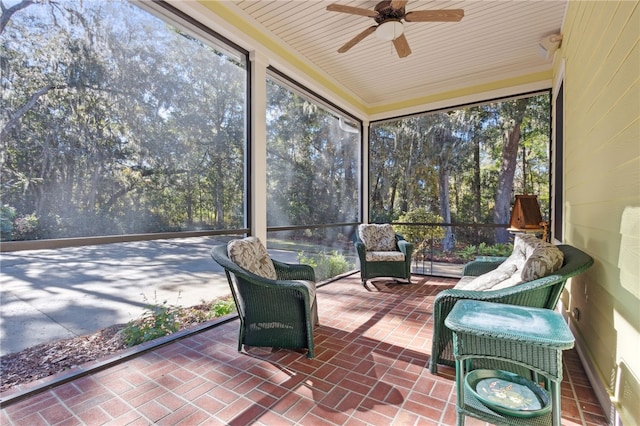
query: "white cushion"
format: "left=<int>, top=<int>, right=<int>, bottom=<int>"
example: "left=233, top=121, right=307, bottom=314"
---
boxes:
left=227, top=237, right=277, bottom=280
left=495, top=234, right=536, bottom=272
left=365, top=251, right=405, bottom=262
left=453, top=264, right=518, bottom=291
left=454, top=234, right=563, bottom=291
left=358, top=224, right=397, bottom=251
left=490, top=273, right=524, bottom=290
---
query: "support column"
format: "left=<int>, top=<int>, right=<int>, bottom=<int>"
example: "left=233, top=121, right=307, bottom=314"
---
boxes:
left=361, top=121, right=370, bottom=224
left=250, top=51, right=268, bottom=243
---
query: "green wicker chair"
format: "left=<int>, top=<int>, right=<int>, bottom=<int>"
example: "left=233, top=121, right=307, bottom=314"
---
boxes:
left=210, top=244, right=319, bottom=358
left=355, top=224, right=414, bottom=288
left=429, top=244, right=593, bottom=374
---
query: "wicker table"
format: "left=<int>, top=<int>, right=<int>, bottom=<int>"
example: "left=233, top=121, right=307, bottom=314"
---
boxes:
left=445, top=300, right=574, bottom=426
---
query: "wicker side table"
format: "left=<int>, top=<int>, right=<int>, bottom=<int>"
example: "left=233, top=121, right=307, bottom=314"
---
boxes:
left=445, top=300, right=575, bottom=426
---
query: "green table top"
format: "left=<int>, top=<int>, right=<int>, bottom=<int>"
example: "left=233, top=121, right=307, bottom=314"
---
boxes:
left=445, top=300, right=575, bottom=349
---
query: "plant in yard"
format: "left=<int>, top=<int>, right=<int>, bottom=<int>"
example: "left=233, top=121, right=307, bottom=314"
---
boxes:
left=12, top=212, right=39, bottom=240
left=122, top=297, right=181, bottom=347
left=209, top=298, right=236, bottom=318
left=458, top=245, right=478, bottom=261
left=0, top=205, right=16, bottom=241
left=122, top=294, right=236, bottom=347
left=297, top=250, right=353, bottom=281
left=395, top=208, right=445, bottom=252
left=457, top=242, right=513, bottom=261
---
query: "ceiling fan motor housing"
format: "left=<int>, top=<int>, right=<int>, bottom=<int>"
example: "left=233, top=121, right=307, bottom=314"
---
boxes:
left=374, top=1, right=406, bottom=24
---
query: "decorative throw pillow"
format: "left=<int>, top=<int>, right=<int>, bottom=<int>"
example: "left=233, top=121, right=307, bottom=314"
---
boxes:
left=358, top=224, right=397, bottom=251
left=520, top=244, right=564, bottom=281
left=227, top=237, right=277, bottom=280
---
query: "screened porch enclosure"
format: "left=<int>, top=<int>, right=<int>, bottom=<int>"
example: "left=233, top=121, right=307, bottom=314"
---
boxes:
left=1, top=1, right=553, bottom=278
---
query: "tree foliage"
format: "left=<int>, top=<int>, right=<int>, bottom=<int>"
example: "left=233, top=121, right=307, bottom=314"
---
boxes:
left=266, top=79, right=359, bottom=230
left=1, top=0, right=246, bottom=240
left=0, top=0, right=551, bottom=249
left=370, top=95, right=551, bottom=248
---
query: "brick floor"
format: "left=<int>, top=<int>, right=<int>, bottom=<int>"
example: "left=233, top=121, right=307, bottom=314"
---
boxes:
left=0, top=274, right=608, bottom=425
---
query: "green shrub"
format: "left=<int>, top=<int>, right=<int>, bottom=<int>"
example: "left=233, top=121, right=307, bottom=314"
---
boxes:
left=297, top=250, right=353, bottom=281
left=0, top=206, right=17, bottom=241
left=122, top=295, right=236, bottom=347
left=395, top=208, right=445, bottom=251
left=209, top=298, right=236, bottom=318
left=13, top=213, right=39, bottom=240
left=458, top=245, right=478, bottom=261
left=122, top=299, right=180, bottom=347
left=457, top=242, right=513, bottom=261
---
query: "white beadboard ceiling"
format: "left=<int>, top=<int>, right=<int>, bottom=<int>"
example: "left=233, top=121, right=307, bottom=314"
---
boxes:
left=225, top=0, right=566, bottom=109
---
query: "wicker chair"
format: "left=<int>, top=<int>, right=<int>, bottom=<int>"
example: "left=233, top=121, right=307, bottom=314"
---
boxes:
left=429, top=244, right=593, bottom=374
left=354, top=224, right=414, bottom=288
left=210, top=244, right=318, bottom=358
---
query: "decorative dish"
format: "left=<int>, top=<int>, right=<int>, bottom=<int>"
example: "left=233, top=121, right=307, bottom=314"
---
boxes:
left=464, top=369, right=551, bottom=418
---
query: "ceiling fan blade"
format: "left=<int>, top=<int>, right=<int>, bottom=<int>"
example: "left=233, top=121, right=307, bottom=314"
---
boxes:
left=392, top=33, right=411, bottom=58
left=326, top=3, right=378, bottom=18
left=390, top=0, right=408, bottom=9
left=338, top=26, right=377, bottom=53
left=404, top=9, right=465, bottom=22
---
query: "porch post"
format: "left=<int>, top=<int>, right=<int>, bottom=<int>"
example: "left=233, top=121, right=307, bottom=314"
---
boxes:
left=362, top=120, right=370, bottom=224
left=249, top=51, right=268, bottom=243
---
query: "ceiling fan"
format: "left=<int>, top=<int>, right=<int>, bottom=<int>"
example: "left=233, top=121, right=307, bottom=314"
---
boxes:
left=326, top=0, right=464, bottom=58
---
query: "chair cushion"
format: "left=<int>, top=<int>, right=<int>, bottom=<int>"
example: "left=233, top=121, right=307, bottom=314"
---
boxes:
left=358, top=224, right=397, bottom=251
left=227, top=237, right=277, bottom=280
left=493, top=233, right=537, bottom=273
left=365, top=251, right=406, bottom=262
left=453, top=264, right=518, bottom=291
left=455, top=234, right=563, bottom=291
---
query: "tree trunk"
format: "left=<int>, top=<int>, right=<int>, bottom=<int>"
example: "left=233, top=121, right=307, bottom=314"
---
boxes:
left=473, top=136, right=481, bottom=223
left=389, top=180, right=397, bottom=215
left=215, top=174, right=224, bottom=228
left=493, top=99, right=527, bottom=243
left=438, top=162, right=455, bottom=251
left=400, top=138, right=414, bottom=214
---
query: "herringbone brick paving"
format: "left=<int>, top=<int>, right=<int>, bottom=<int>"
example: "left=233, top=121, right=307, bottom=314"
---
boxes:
left=0, top=275, right=607, bottom=425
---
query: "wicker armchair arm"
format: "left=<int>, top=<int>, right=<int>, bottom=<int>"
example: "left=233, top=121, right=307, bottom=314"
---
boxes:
left=354, top=241, right=366, bottom=259
left=397, top=239, right=414, bottom=258
left=434, top=273, right=567, bottom=321
left=272, top=259, right=316, bottom=281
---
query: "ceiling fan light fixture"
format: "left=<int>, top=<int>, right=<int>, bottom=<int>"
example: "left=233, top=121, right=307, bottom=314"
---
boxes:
left=375, top=20, right=404, bottom=41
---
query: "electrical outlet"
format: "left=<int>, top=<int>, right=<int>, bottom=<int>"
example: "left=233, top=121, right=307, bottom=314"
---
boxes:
left=572, top=307, right=580, bottom=321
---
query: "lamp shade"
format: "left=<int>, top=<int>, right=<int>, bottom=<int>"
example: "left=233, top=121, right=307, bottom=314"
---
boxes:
left=509, top=195, right=543, bottom=230
left=375, top=20, right=404, bottom=41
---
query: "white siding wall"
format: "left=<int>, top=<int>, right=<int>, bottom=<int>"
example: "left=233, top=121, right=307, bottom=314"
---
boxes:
left=559, top=2, right=639, bottom=424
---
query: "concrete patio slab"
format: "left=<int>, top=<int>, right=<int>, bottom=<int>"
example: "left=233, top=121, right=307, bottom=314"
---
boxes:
left=0, top=237, right=235, bottom=356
